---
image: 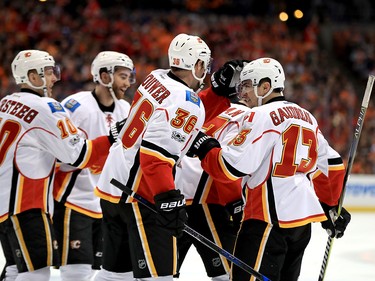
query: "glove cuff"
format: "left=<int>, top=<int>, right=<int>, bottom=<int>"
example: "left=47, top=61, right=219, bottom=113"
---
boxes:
left=195, top=137, right=220, bottom=160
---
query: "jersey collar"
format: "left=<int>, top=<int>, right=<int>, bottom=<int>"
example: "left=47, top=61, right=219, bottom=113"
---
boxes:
left=265, top=95, right=285, bottom=104
left=167, top=70, right=189, bottom=88
left=20, top=88, right=43, bottom=97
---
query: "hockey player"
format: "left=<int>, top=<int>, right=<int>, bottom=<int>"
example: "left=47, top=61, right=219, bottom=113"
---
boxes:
left=188, top=57, right=351, bottom=281
left=0, top=50, right=121, bottom=281
left=93, top=34, right=245, bottom=281
left=175, top=97, right=251, bottom=281
left=53, top=51, right=135, bottom=281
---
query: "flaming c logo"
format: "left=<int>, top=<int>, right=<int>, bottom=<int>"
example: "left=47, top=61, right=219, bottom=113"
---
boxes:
left=24, top=52, right=32, bottom=58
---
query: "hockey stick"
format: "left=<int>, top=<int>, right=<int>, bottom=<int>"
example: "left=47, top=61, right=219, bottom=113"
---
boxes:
left=110, top=178, right=271, bottom=281
left=318, top=74, right=375, bottom=281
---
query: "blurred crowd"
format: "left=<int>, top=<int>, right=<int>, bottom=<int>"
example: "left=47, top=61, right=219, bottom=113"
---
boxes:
left=1, top=0, right=375, bottom=173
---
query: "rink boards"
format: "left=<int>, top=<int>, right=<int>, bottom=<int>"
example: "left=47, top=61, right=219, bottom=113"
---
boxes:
left=345, top=174, right=375, bottom=211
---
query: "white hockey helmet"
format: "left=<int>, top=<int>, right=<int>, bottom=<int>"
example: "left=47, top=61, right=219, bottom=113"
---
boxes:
left=240, top=57, right=285, bottom=90
left=11, top=50, right=60, bottom=85
left=168, top=33, right=212, bottom=83
left=239, top=58, right=285, bottom=106
left=91, top=51, right=136, bottom=85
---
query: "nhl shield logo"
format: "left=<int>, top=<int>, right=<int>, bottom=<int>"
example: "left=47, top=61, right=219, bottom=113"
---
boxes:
left=138, top=259, right=147, bottom=269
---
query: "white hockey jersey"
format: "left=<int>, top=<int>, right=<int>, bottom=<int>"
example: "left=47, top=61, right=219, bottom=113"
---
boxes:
left=176, top=102, right=251, bottom=205
left=0, top=90, right=112, bottom=222
left=201, top=97, right=345, bottom=228
left=53, top=91, right=130, bottom=217
left=95, top=69, right=207, bottom=203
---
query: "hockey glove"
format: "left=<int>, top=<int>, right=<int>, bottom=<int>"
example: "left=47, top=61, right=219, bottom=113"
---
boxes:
left=225, top=199, right=244, bottom=232
left=108, top=118, right=127, bottom=144
left=320, top=202, right=351, bottom=238
left=154, top=189, right=188, bottom=238
left=187, top=131, right=221, bottom=160
left=211, top=59, right=248, bottom=97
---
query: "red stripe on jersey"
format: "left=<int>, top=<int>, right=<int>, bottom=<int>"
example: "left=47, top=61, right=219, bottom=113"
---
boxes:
left=94, top=186, right=121, bottom=203
left=0, top=213, right=8, bottom=223
left=243, top=183, right=269, bottom=222
left=278, top=213, right=327, bottom=228
left=53, top=169, right=72, bottom=201
left=205, top=179, right=242, bottom=205
left=79, top=136, right=111, bottom=169
left=248, top=112, right=255, bottom=122
left=139, top=149, right=176, bottom=202
left=201, top=148, right=238, bottom=184
left=312, top=165, right=345, bottom=206
left=16, top=175, right=49, bottom=214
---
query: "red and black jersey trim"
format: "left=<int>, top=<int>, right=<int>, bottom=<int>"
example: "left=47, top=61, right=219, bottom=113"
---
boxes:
left=192, top=171, right=210, bottom=205
left=71, top=142, right=87, bottom=167
left=222, top=157, right=247, bottom=178
left=141, top=140, right=179, bottom=163
left=120, top=150, right=141, bottom=203
left=328, top=157, right=343, bottom=165
left=59, top=169, right=82, bottom=203
left=266, top=176, right=279, bottom=226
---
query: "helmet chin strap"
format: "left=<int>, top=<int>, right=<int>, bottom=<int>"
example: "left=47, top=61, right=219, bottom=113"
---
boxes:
left=26, top=77, right=48, bottom=97
left=192, top=68, right=207, bottom=87
left=99, top=73, right=118, bottom=102
left=253, top=85, right=274, bottom=107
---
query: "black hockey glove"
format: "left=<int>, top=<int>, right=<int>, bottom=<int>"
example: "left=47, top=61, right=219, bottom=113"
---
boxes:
left=187, top=131, right=221, bottom=160
left=320, top=202, right=351, bottom=238
left=225, top=199, right=244, bottom=232
left=108, top=118, right=127, bottom=144
left=211, top=59, right=248, bottom=97
left=154, top=189, right=188, bottom=238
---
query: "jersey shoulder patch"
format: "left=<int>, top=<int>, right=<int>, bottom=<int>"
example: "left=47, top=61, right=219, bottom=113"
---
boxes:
left=185, top=90, right=200, bottom=106
left=64, top=98, right=81, bottom=112
left=47, top=102, right=65, bottom=113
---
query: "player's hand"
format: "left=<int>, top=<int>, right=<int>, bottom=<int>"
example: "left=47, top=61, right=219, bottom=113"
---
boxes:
left=187, top=131, right=221, bottom=160
left=211, top=59, right=249, bottom=97
left=320, top=202, right=351, bottom=238
left=108, top=118, right=127, bottom=144
left=154, top=189, right=188, bottom=238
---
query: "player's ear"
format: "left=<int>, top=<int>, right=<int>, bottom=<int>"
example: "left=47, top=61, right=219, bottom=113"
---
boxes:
left=261, top=81, right=271, bottom=94
left=28, top=70, right=37, bottom=82
left=100, top=71, right=111, bottom=84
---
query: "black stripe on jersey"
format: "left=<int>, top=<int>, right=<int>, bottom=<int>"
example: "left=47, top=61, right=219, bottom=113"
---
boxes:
left=141, top=140, right=179, bottom=163
left=121, top=150, right=141, bottom=202
left=222, top=158, right=247, bottom=178
left=328, top=157, right=343, bottom=165
left=46, top=167, right=55, bottom=213
left=59, top=169, right=82, bottom=203
left=266, top=177, right=279, bottom=226
left=192, top=171, right=210, bottom=204
left=8, top=160, right=20, bottom=216
left=71, top=142, right=87, bottom=167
